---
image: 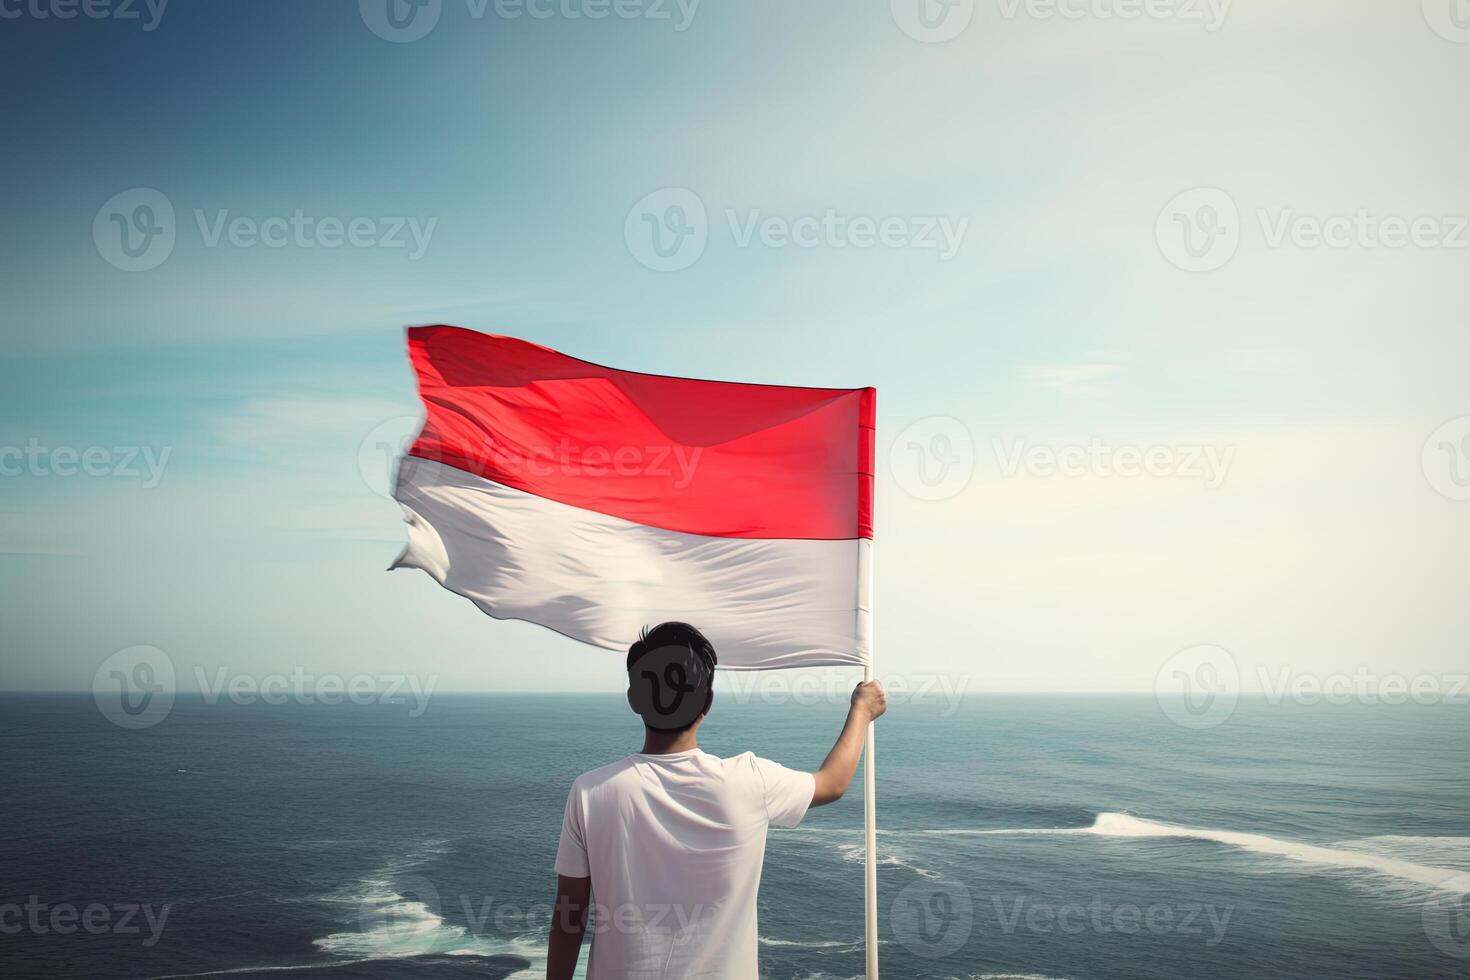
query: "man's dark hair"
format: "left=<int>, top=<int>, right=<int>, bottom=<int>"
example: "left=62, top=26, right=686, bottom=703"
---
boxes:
left=627, top=622, right=718, bottom=733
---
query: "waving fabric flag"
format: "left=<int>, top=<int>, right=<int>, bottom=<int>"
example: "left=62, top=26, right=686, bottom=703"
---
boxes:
left=391, top=326, right=875, bottom=670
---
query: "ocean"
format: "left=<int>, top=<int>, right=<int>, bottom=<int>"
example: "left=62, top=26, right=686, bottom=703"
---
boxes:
left=3, top=693, right=1468, bottom=979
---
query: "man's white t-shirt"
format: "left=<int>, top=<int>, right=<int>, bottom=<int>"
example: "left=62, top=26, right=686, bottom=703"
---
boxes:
left=555, top=748, right=815, bottom=979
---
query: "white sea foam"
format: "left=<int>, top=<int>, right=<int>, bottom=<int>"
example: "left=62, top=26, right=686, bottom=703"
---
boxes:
left=313, top=877, right=542, bottom=961
left=781, top=827, right=943, bottom=879
left=832, top=840, right=943, bottom=879
left=760, top=936, right=863, bottom=948
left=308, top=841, right=579, bottom=970
left=1345, top=834, right=1470, bottom=873
left=311, top=888, right=584, bottom=978
left=941, top=813, right=1470, bottom=892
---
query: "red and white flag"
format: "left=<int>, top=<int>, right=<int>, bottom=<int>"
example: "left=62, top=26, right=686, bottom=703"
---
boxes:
left=391, top=326, right=875, bottom=670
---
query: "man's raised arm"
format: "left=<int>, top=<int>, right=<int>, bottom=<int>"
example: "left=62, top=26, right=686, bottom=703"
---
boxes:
left=811, top=680, right=887, bottom=806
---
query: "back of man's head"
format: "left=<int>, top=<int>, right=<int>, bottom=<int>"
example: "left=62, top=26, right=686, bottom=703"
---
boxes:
left=626, top=622, right=718, bottom=733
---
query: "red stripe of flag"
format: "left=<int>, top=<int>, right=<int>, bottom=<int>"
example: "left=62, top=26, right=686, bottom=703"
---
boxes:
left=404, top=326, right=875, bottom=540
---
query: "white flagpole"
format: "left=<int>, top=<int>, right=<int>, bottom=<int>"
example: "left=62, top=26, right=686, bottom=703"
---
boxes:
left=863, top=663, right=878, bottom=979
left=863, top=544, right=878, bottom=980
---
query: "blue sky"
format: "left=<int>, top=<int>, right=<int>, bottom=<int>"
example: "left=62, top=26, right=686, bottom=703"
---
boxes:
left=2, top=0, right=1467, bottom=694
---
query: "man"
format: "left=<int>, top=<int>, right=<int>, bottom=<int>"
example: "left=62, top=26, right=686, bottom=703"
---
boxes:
left=546, top=621, right=887, bottom=979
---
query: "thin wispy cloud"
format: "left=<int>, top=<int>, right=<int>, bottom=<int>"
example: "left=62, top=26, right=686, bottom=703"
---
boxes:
left=1023, top=363, right=1121, bottom=396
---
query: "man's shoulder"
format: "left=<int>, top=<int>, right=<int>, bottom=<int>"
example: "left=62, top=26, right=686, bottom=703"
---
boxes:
left=567, top=751, right=765, bottom=791
left=710, top=751, right=788, bottom=790
left=567, top=750, right=786, bottom=791
left=570, top=755, right=640, bottom=792
left=717, top=750, right=781, bottom=770
left=701, top=751, right=791, bottom=776
left=718, top=750, right=758, bottom=771
left=684, top=750, right=761, bottom=776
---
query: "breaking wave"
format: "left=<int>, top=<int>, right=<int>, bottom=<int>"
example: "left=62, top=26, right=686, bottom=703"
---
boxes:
left=934, top=812, right=1470, bottom=891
